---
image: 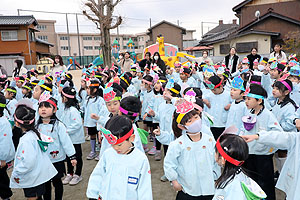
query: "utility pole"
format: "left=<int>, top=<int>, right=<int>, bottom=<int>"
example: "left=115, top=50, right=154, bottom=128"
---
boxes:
left=17, top=9, right=20, bottom=16
left=75, top=13, right=82, bottom=65
left=150, top=18, right=152, bottom=28
left=66, top=13, right=71, bottom=58
left=177, top=20, right=179, bottom=26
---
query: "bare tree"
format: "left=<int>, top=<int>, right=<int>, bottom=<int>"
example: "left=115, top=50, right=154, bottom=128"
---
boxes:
left=83, top=0, right=122, bottom=67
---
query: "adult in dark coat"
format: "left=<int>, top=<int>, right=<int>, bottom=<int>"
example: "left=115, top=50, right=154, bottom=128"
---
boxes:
left=247, top=48, right=261, bottom=70
left=223, top=47, right=239, bottom=74
left=152, top=52, right=166, bottom=75
left=139, top=52, right=152, bottom=72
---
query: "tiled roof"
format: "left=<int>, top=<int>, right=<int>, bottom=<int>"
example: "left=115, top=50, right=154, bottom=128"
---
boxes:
left=0, top=15, right=38, bottom=26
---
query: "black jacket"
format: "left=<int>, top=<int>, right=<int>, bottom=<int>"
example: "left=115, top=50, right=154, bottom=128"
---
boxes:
left=247, top=54, right=261, bottom=70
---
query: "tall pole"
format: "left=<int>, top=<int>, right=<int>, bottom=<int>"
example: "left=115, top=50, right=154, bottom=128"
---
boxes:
left=177, top=20, right=179, bottom=26
left=201, top=22, right=203, bottom=37
left=150, top=18, right=152, bottom=28
left=75, top=13, right=82, bottom=66
left=17, top=9, right=20, bottom=16
left=27, top=29, right=32, bottom=65
left=66, top=13, right=71, bottom=58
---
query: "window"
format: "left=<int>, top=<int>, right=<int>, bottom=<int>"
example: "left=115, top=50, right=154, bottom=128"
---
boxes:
left=83, top=36, right=92, bottom=40
left=61, top=46, right=69, bottom=50
left=94, top=46, right=101, bottom=50
left=115, top=38, right=119, bottom=41
left=1, top=31, right=18, bottom=41
left=123, top=46, right=127, bottom=49
left=220, top=44, right=230, bottom=55
left=139, top=45, right=144, bottom=49
left=84, top=46, right=93, bottom=50
left=236, top=42, right=258, bottom=53
left=29, top=30, right=35, bottom=42
left=133, top=38, right=137, bottom=42
left=94, top=36, right=101, bottom=40
left=134, top=46, right=138, bottom=49
left=123, top=37, right=129, bottom=41
left=37, top=35, right=48, bottom=41
left=37, top=25, right=47, bottom=30
left=60, top=36, right=69, bottom=40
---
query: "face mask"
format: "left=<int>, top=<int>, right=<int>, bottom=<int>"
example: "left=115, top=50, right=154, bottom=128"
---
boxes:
left=119, top=56, right=123, bottom=59
left=185, top=118, right=202, bottom=134
left=258, top=65, right=265, bottom=71
left=154, top=56, right=159, bottom=60
left=141, top=85, right=146, bottom=91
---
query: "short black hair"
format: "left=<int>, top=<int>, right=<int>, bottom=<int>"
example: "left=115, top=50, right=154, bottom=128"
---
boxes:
left=105, top=115, right=133, bottom=139
left=120, top=96, right=141, bottom=121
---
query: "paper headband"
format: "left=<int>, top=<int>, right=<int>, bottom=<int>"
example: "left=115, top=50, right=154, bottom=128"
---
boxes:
left=14, top=114, right=35, bottom=125
left=216, top=138, right=244, bottom=166
left=244, top=88, right=264, bottom=100
left=61, top=90, right=75, bottom=99
left=176, top=100, right=194, bottom=124
left=100, top=127, right=134, bottom=145
left=119, top=106, right=138, bottom=117
left=0, top=103, right=6, bottom=108
left=280, top=80, right=292, bottom=92
left=103, top=87, right=121, bottom=102
left=6, top=88, right=17, bottom=93
left=205, top=80, right=222, bottom=90
left=39, top=91, right=57, bottom=109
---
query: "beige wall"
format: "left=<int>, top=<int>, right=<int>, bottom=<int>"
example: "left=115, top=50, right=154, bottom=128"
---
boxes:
left=247, top=0, right=294, bottom=6
left=213, top=34, right=271, bottom=56
left=36, top=20, right=57, bottom=55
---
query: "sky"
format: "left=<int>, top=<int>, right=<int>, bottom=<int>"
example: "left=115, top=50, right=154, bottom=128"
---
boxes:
left=0, top=0, right=242, bottom=40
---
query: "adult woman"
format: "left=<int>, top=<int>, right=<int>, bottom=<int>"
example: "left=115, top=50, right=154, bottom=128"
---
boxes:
left=139, top=52, right=152, bottom=71
left=152, top=52, right=166, bottom=75
left=223, top=47, right=240, bottom=73
left=270, top=44, right=287, bottom=63
left=247, top=48, right=261, bottom=70
left=112, top=52, right=134, bottom=72
left=49, top=55, right=67, bottom=77
left=185, top=50, right=213, bottom=65
left=12, top=59, right=27, bottom=78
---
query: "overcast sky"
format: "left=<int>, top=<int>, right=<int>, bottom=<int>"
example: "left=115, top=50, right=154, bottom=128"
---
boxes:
left=1, top=0, right=242, bottom=39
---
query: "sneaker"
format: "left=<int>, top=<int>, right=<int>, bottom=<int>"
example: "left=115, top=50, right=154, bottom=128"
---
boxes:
left=94, top=154, right=100, bottom=161
left=155, top=150, right=161, bottom=161
left=69, top=174, right=82, bottom=186
left=86, top=152, right=97, bottom=160
left=85, top=135, right=90, bottom=141
left=160, top=175, right=168, bottom=182
left=62, top=174, right=73, bottom=185
left=148, top=146, right=156, bottom=155
left=144, top=147, right=149, bottom=153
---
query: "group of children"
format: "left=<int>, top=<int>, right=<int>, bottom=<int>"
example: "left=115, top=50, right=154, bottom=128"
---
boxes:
left=0, top=50, right=300, bottom=200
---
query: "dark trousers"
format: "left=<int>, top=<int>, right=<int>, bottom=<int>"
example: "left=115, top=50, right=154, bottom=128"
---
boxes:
left=12, top=126, right=22, bottom=150
left=176, top=191, right=213, bottom=200
left=0, top=165, right=12, bottom=199
left=210, top=127, right=225, bottom=140
left=243, top=154, right=275, bottom=200
left=66, top=144, right=83, bottom=176
left=44, top=161, right=65, bottom=200
left=155, top=138, right=169, bottom=155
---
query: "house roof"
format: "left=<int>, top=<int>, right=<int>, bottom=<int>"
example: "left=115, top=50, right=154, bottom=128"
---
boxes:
left=238, top=11, right=300, bottom=33
left=36, top=38, right=54, bottom=47
left=184, top=46, right=213, bottom=51
left=232, top=0, right=253, bottom=12
left=199, top=24, right=239, bottom=46
left=148, top=20, right=186, bottom=31
left=0, top=15, right=38, bottom=26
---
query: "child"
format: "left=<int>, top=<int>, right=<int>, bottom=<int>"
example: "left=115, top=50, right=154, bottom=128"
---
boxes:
left=86, top=116, right=152, bottom=200
left=119, top=96, right=144, bottom=152
left=60, top=87, right=85, bottom=186
left=0, top=95, right=15, bottom=200
left=15, top=76, right=25, bottom=101
left=213, top=134, right=266, bottom=200
left=203, top=75, right=231, bottom=140
left=272, top=79, right=297, bottom=176
left=141, top=75, right=154, bottom=141
left=225, top=76, right=248, bottom=133
left=242, top=128, right=300, bottom=200
left=146, top=76, right=166, bottom=159
left=241, top=84, right=283, bottom=200
left=84, top=79, right=105, bottom=160
left=288, top=66, right=300, bottom=106
left=132, top=66, right=143, bottom=94
left=177, top=66, right=196, bottom=92
left=22, top=82, right=34, bottom=102
left=0, top=76, right=8, bottom=94
left=33, top=80, right=53, bottom=111
left=164, top=100, right=220, bottom=199
left=10, top=102, right=57, bottom=200
left=4, top=86, right=18, bottom=122
left=77, top=76, right=88, bottom=111
left=37, top=94, right=76, bottom=200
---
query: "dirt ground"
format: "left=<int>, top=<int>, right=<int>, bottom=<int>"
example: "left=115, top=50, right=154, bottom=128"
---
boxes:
left=8, top=70, right=285, bottom=199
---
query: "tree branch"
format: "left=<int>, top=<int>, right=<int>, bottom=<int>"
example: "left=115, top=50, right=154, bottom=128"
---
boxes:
left=112, top=0, right=122, bottom=7
left=108, top=16, right=122, bottom=29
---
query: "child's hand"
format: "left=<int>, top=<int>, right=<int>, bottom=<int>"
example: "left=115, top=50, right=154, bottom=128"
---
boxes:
left=148, top=109, right=155, bottom=117
left=172, top=180, right=182, bottom=191
left=0, top=160, right=6, bottom=168
left=241, top=135, right=259, bottom=143
left=90, top=113, right=100, bottom=120
left=296, top=119, right=300, bottom=131
left=97, top=131, right=103, bottom=144
left=71, top=159, right=77, bottom=167
left=202, top=99, right=211, bottom=108
left=224, top=104, right=231, bottom=111
left=153, top=127, right=160, bottom=136
left=143, top=113, right=148, bottom=120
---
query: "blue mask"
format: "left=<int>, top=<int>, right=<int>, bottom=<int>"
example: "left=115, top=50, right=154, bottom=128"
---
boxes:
left=185, top=118, right=202, bottom=134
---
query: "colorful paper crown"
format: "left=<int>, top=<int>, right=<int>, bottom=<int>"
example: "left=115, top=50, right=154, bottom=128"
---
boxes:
left=103, top=87, right=121, bottom=102
left=203, top=67, right=214, bottom=78
left=242, top=115, right=257, bottom=131
left=184, top=89, right=196, bottom=103
left=268, top=57, right=277, bottom=63
left=289, top=60, right=299, bottom=67
left=253, top=59, right=259, bottom=65
left=242, top=57, right=249, bottom=64
left=231, top=76, right=245, bottom=91
left=289, top=66, right=300, bottom=77
left=176, top=100, right=194, bottom=114
left=289, top=54, right=298, bottom=61
left=166, top=78, right=175, bottom=89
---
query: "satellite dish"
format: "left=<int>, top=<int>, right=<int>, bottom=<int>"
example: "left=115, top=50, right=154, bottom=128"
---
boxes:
left=255, top=10, right=260, bottom=19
